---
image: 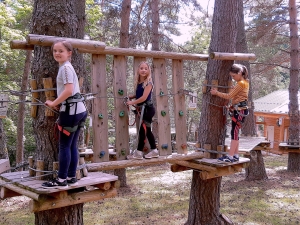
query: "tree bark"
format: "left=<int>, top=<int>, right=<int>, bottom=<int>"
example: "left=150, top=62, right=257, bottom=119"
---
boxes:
left=35, top=204, right=84, bottom=225
left=186, top=0, right=239, bottom=224
left=245, top=150, right=268, bottom=180
left=0, top=119, right=8, bottom=159
left=114, top=0, right=132, bottom=187
left=30, top=0, right=86, bottom=224
left=287, top=0, right=300, bottom=171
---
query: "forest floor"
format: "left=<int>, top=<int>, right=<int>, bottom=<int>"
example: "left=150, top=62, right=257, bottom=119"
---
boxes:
left=0, top=154, right=299, bottom=225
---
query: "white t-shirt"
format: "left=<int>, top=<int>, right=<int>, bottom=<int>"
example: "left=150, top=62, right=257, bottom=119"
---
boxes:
left=56, top=61, right=86, bottom=115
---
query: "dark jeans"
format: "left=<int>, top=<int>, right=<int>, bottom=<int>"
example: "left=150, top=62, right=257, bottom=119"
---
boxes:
left=58, top=111, right=87, bottom=179
left=137, top=106, right=156, bottom=151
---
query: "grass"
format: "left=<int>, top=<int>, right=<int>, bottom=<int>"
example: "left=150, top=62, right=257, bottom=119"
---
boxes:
left=1, top=155, right=300, bottom=225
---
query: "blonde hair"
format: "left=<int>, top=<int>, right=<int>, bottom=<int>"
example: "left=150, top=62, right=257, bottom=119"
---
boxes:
left=134, top=61, right=153, bottom=91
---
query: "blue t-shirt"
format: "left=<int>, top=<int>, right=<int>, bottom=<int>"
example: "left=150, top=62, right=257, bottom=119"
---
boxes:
left=136, top=82, right=152, bottom=105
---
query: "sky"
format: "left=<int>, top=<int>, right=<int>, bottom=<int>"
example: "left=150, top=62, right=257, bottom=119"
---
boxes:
left=171, top=0, right=214, bottom=44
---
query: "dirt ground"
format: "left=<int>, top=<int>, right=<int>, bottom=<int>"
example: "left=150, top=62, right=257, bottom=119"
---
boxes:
left=0, top=154, right=299, bottom=225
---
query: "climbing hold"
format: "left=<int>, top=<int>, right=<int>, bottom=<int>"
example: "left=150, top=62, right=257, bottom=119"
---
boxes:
left=121, top=148, right=126, bottom=156
left=99, top=151, right=105, bottom=158
left=181, top=143, right=187, bottom=149
left=161, top=144, right=168, bottom=150
left=179, top=110, right=184, bottom=116
left=119, top=111, right=125, bottom=117
left=98, top=113, right=103, bottom=119
left=118, top=89, right=124, bottom=95
left=159, top=90, right=164, bottom=96
left=161, top=110, right=166, bottom=116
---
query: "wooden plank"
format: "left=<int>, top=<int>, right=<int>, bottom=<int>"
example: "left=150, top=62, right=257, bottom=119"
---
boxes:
left=194, top=157, right=250, bottom=167
left=87, top=152, right=204, bottom=171
left=113, top=55, right=129, bottom=160
left=30, top=188, right=117, bottom=212
left=0, top=159, right=10, bottom=174
left=209, top=52, right=256, bottom=61
left=172, top=59, right=187, bottom=154
left=92, top=54, right=109, bottom=162
left=153, top=58, right=172, bottom=156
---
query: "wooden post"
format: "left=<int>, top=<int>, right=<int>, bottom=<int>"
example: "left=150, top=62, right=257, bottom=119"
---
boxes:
left=172, top=59, right=188, bottom=154
left=203, top=144, right=211, bottom=158
left=153, top=58, right=172, bottom=156
left=113, top=55, right=129, bottom=160
left=36, top=160, right=44, bottom=180
left=30, top=79, right=39, bottom=118
left=43, top=78, right=55, bottom=117
left=28, top=156, right=35, bottom=177
left=79, top=157, right=88, bottom=177
left=217, top=145, right=223, bottom=158
left=91, top=54, right=109, bottom=163
left=53, top=161, right=59, bottom=179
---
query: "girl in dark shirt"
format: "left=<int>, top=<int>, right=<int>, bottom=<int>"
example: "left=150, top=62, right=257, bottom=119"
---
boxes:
left=126, top=62, right=158, bottom=160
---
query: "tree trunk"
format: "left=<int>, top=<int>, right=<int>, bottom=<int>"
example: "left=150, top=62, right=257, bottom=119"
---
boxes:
left=185, top=173, right=232, bottom=225
left=245, top=150, right=268, bottom=180
left=35, top=204, right=84, bottom=225
left=287, top=0, right=300, bottom=171
left=114, top=0, right=132, bottom=187
left=187, top=0, right=239, bottom=224
left=30, top=0, right=86, bottom=224
left=16, top=50, right=32, bottom=169
left=0, top=119, right=8, bottom=159
left=236, top=0, right=256, bottom=137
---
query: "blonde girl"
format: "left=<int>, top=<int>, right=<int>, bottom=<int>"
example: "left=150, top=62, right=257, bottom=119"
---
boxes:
left=126, top=62, right=158, bottom=159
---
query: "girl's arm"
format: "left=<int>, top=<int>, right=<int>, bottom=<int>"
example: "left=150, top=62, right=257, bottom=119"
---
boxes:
left=211, top=84, right=243, bottom=100
left=127, top=84, right=152, bottom=105
left=45, top=83, right=74, bottom=108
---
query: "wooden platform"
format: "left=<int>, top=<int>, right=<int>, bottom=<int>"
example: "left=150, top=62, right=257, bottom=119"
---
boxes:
left=278, top=143, right=300, bottom=153
left=171, top=157, right=250, bottom=180
left=225, top=137, right=270, bottom=155
left=0, top=171, right=119, bottom=212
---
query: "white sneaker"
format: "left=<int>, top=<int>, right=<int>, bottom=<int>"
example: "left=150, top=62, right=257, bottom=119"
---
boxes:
left=127, top=150, right=143, bottom=160
left=145, top=149, right=159, bottom=159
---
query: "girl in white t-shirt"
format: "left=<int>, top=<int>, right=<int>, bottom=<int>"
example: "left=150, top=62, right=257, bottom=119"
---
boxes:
left=42, top=40, right=87, bottom=189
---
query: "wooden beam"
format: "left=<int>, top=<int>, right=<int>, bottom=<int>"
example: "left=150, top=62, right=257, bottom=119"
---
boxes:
left=170, top=164, right=190, bottom=172
left=10, top=40, right=209, bottom=61
left=209, top=52, right=256, bottom=61
left=87, top=152, right=204, bottom=171
left=30, top=188, right=117, bottom=212
left=0, top=181, right=41, bottom=201
left=199, top=164, right=244, bottom=180
left=175, top=160, right=217, bottom=172
left=81, top=47, right=209, bottom=61
left=10, top=40, right=34, bottom=50
left=27, top=34, right=105, bottom=51
left=1, top=187, right=22, bottom=199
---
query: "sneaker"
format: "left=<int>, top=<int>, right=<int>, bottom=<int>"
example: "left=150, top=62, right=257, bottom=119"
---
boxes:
left=217, top=155, right=233, bottom=163
left=127, top=150, right=143, bottom=160
left=144, top=149, right=159, bottom=159
left=67, top=177, right=78, bottom=186
left=233, top=155, right=239, bottom=162
left=42, top=178, right=68, bottom=189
